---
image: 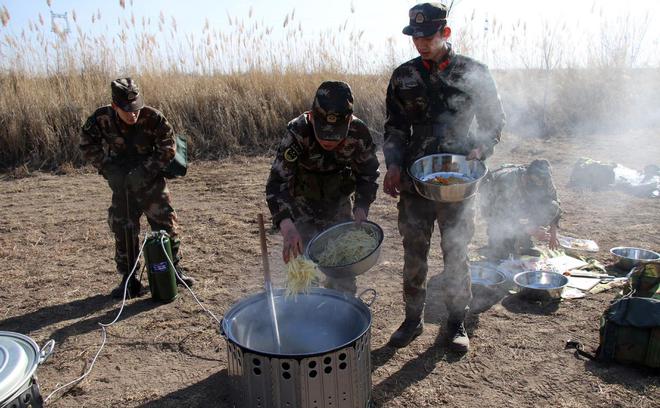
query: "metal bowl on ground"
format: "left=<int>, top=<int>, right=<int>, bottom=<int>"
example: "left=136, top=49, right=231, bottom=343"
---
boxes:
left=470, top=263, right=507, bottom=288
left=305, top=220, right=383, bottom=279
left=408, top=154, right=488, bottom=202
left=610, top=247, right=660, bottom=270
left=514, top=271, right=568, bottom=301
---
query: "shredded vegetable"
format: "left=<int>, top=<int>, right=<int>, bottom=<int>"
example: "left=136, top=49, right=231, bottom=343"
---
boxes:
left=317, top=228, right=378, bottom=267
left=430, top=175, right=470, bottom=185
left=285, top=256, right=318, bottom=296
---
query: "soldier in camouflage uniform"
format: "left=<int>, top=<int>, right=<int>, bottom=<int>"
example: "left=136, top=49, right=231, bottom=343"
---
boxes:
left=480, top=160, right=562, bottom=260
left=266, top=81, right=380, bottom=294
left=383, top=3, right=505, bottom=351
left=79, top=78, right=194, bottom=298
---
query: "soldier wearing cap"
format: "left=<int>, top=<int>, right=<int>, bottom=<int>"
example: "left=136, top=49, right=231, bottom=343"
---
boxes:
left=79, top=77, right=194, bottom=298
left=480, top=160, right=562, bottom=259
left=266, top=81, right=380, bottom=294
left=383, top=3, right=506, bottom=351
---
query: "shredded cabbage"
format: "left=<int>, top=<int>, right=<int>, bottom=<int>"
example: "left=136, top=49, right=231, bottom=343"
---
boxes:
left=317, top=228, right=378, bottom=267
left=286, top=256, right=318, bottom=296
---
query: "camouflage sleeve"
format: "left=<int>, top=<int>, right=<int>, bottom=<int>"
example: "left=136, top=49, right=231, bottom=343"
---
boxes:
left=530, top=183, right=562, bottom=226
left=383, top=74, right=411, bottom=169
left=266, top=130, right=300, bottom=228
left=351, top=126, right=380, bottom=211
left=79, top=114, right=106, bottom=170
left=143, top=111, right=176, bottom=174
left=469, top=65, right=505, bottom=158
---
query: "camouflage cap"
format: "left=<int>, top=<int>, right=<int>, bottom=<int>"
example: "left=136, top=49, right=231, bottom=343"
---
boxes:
left=311, top=81, right=354, bottom=141
left=403, top=2, right=448, bottom=38
left=111, top=77, right=144, bottom=112
left=526, top=159, right=552, bottom=186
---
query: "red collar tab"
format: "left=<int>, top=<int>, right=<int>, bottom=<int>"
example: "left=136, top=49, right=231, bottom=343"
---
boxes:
left=422, top=57, right=451, bottom=72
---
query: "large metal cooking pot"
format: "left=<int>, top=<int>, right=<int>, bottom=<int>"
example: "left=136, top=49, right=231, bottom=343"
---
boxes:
left=0, top=332, right=54, bottom=408
left=221, top=288, right=375, bottom=408
left=305, top=221, right=383, bottom=279
left=408, top=154, right=488, bottom=202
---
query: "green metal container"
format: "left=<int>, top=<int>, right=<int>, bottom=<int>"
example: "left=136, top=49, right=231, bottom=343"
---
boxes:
left=143, top=232, right=178, bottom=302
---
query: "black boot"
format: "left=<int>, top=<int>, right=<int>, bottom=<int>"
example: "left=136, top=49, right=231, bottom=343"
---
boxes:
left=447, top=320, right=470, bottom=353
left=111, top=274, right=146, bottom=299
left=175, top=265, right=195, bottom=288
left=388, top=318, right=423, bottom=348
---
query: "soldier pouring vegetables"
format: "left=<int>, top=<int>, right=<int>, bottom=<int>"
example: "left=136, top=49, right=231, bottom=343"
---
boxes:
left=266, top=80, right=380, bottom=295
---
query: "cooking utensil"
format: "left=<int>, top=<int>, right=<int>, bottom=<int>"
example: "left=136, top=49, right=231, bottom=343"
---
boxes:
left=305, top=220, right=383, bottom=279
left=610, top=247, right=660, bottom=270
left=408, top=154, right=488, bottom=202
left=470, top=262, right=506, bottom=288
left=221, top=287, right=374, bottom=407
left=514, top=270, right=569, bottom=301
left=0, top=332, right=54, bottom=408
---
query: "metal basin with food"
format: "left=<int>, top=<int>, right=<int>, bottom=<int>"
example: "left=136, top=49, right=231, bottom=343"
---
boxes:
left=610, top=247, right=660, bottom=270
left=409, top=154, right=488, bottom=202
left=306, top=220, right=383, bottom=279
left=0, top=332, right=54, bottom=408
left=221, top=288, right=374, bottom=407
left=514, top=271, right=568, bottom=301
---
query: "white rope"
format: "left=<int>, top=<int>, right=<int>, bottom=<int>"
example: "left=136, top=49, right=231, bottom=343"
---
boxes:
left=44, top=232, right=223, bottom=404
left=44, top=234, right=149, bottom=403
left=160, top=234, right=222, bottom=326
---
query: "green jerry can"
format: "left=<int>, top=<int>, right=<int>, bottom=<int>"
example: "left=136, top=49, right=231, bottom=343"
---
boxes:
left=143, top=231, right=178, bottom=302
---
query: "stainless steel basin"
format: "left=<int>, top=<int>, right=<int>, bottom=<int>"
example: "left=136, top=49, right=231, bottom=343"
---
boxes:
left=408, top=154, right=488, bottom=202
left=514, top=270, right=568, bottom=301
left=610, top=247, right=659, bottom=270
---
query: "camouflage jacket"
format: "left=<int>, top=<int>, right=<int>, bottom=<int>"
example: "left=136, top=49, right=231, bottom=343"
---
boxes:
left=383, top=47, right=505, bottom=174
left=266, top=112, right=380, bottom=227
left=79, top=105, right=175, bottom=174
left=480, top=165, right=562, bottom=227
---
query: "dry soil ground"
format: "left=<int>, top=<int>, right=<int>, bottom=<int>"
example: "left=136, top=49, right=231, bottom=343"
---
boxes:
left=1, top=130, right=659, bottom=407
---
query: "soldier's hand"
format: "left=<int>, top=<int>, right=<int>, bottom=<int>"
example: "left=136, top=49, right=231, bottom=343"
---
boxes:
left=353, top=207, right=368, bottom=224
left=101, top=163, right=126, bottom=191
left=280, top=218, right=303, bottom=263
left=384, top=165, right=401, bottom=198
left=467, top=147, right=484, bottom=161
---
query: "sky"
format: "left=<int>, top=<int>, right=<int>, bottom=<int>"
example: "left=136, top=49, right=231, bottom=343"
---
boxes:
left=2, top=0, right=659, bottom=70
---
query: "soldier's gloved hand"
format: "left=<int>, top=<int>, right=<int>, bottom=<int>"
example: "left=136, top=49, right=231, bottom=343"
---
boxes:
left=101, top=163, right=126, bottom=191
left=353, top=207, right=368, bottom=224
left=384, top=165, right=401, bottom=198
left=280, top=218, right=303, bottom=263
left=125, top=166, right=152, bottom=192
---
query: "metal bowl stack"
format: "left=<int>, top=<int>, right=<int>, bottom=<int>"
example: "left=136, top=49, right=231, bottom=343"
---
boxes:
left=610, top=247, right=660, bottom=270
left=408, top=154, right=488, bottom=202
left=513, top=270, right=568, bottom=301
left=305, top=221, right=384, bottom=279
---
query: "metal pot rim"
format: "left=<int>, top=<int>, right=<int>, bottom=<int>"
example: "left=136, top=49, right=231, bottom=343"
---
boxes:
left=220, top=288, right=372, bottom=358
left=609, top=246, right=660, bottom=261
left=0, top=331, right=53, bottom=403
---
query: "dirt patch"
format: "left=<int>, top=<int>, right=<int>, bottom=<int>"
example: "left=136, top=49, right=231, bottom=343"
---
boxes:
left=1, top=132, right=658, bottom=407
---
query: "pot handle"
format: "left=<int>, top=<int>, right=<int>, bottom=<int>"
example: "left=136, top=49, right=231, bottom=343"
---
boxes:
left=358, top=288, right=377, bottom=307
left=39, top=339, right=55, bottom=364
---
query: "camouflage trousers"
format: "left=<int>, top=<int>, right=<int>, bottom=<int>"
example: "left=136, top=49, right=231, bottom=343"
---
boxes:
left=108, top=176, right=180, bottom=275
left=293, top=195, right=357, bottom=295
left=397, top=191, right=475, bottom=321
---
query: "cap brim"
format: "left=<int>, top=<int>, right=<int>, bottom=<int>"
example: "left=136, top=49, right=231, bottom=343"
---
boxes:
left=402, top=24, right=440, bottom=38
left=118, top=94, right=144, bottom=112
left=312, top=117, right=350, bottom=141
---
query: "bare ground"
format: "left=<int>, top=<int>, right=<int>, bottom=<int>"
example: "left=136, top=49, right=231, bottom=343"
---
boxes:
left=1, top=130, right=659, bottom=407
